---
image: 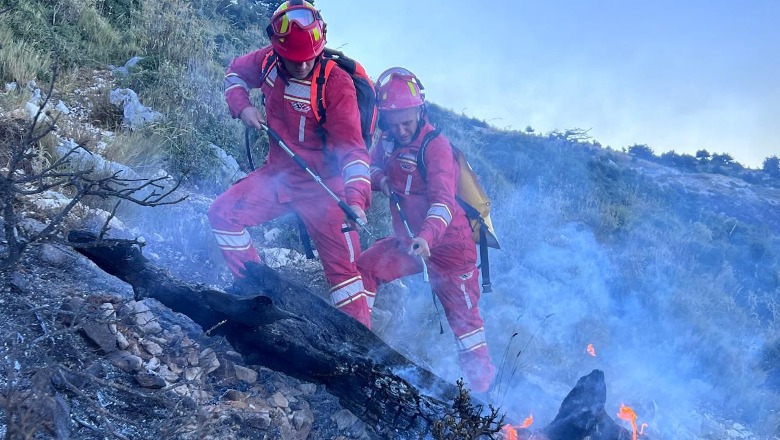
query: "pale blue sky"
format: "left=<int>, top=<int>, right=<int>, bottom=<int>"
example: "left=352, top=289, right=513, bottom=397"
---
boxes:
left=322, top=0, right=779, bottom=169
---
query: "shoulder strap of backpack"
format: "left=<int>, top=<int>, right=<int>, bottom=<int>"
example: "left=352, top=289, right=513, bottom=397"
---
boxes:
left=307, top=56, right=336, bottom=150
left=415, top=129, right=442, bottom=182
left=312, top=56, right=336, bottom=126
left=260, top=51, right=278, bottom=85
left=478, top=225, right=492, bottom=293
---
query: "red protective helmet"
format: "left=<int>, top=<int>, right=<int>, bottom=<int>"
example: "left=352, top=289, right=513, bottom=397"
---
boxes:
left=375, top=67, right=425, bottom=111
left=267, top=1, right=326, bottom=62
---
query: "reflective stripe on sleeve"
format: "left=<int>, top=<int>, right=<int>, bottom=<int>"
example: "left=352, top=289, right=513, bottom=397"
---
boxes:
left=426, top=203, right=453, bottom=227
left=343, top=160, right=370, bottom=185
left=224, top=73, right=249, bottom=94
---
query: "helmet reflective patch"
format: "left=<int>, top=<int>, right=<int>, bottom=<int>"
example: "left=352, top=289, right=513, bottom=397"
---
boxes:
left=406, top=81, right=418, bottom=96
left=279, top=15, right=290, bottom=33
left=312, top=28, right=321, bottom=41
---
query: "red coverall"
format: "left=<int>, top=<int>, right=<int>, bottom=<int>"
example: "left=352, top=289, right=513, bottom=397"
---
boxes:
left=209, top=45, right=372, bottom=326
left=357, top=122, right=496, bottom=393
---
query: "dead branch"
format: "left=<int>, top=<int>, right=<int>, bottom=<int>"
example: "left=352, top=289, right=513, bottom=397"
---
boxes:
left=0, top=55, right=184, bottom=279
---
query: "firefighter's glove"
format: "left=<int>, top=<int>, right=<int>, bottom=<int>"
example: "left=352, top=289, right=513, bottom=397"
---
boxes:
left=408, top=237, right=431, bottom=259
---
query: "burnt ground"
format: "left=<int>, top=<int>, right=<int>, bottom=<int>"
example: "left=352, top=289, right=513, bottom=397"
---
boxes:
left=0, top=225, right=386, bottom=440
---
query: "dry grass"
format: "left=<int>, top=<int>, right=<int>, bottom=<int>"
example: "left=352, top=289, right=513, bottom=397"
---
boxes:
left=86, top=87, right=124, bottom=130
left=137, top=0, right=213, bottom=65
left=101, top=127, right=168, bottom=175
left=0, top=116, right=27, bottom=169
left=0, top=23, right=50, bottom=83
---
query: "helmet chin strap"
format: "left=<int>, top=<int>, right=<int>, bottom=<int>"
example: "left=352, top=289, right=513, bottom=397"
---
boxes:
left=413, top=107, right=424, bottom=140
left=413, top=104, right=429, bottom=138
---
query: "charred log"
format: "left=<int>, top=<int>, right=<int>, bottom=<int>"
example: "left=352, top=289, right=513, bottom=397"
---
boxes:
left=69, top=231, right=458, bottom=438
left=540, top=369, right=633, bottom=440
left=70, top=232, right=638, bottom=440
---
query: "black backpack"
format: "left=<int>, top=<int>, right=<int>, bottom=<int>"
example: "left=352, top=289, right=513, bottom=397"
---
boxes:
left=260, top=48, right=377, bottom=148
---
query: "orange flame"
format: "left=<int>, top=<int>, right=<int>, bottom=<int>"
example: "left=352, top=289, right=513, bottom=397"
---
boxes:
left=617, top=404, right=638, bottom=440
left=500, top=424, right=517, bottom=440
left=500, top=414, right=533, bottom=439
left=587, top=343, right=596, bottom=357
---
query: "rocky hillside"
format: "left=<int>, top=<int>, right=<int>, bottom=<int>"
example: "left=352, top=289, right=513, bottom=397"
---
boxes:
left=2, top=1, right=779, bottom=439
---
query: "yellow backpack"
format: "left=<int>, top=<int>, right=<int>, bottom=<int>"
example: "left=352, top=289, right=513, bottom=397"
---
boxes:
left=417, top=130, right=500, bottom=292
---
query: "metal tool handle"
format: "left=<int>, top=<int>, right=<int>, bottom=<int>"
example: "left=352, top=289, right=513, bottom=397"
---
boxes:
left=261, top=124, right=373, bottom=237
left=390, top=191, right=429, bottom=282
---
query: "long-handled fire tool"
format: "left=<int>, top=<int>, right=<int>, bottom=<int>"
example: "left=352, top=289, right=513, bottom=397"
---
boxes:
left=389, top=191, right=429, bottom=282
left=261, top=124, right=374, bottom=238
left=389, top=190, right=444, bottom=334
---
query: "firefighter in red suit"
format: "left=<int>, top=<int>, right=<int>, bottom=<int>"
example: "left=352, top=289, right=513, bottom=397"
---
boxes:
left=356, top=68, right=496, bottom=393
left=208, top=0, right=372, bottom=326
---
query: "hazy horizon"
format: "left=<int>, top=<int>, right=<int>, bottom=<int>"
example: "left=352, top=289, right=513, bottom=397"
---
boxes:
left=323, top=0, right=779, bottom=169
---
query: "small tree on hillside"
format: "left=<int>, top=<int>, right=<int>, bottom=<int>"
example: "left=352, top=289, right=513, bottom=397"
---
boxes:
left=696, top=149, right=711, bottom=163
left=659, top=151, right=679, bottom=167
left=711, top=153, right=735, bottom=167
left=628, top=144, right=655, bottom=161
left=660, top=151, right=698, bottom=172
left=762, top=155, right=780, bottom=178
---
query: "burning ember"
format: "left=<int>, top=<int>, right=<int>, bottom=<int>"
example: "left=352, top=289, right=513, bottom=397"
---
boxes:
left=500, top=424, right=518, bottom=440
left=617, top=403, right=646, bottom=440
left=500, top=415, right=532, bottom=440
left=586, top=343, right=596, bottom=356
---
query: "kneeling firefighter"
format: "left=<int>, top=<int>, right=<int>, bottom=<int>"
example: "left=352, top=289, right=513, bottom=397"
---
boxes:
left=356, top=67, right=496, bottom=393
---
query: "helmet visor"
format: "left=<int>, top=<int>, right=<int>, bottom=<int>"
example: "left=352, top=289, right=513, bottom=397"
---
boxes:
left=376, top=67, right=424, bottom=91
left=272, top=7, right=317, bottom=36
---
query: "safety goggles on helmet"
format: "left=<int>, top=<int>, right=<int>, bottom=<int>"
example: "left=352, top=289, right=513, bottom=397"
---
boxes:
left=376, top=67, right=425, bottom=93
left=271, top=6, right=321, bottom=36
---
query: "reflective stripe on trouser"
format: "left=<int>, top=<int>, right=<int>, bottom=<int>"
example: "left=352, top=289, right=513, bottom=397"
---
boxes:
left=357, top=236, right=495, bottom=391
left=295, top=201, right=370, bottom=329
left=431, top=262, right=496, bottom=394
left=210, top=227, right=262, bottom=278
left=208, top=168, right=370, bottom=327
left=208, top=170, right=293, bottom=277
left=329, top=276, right=370, bottom=326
